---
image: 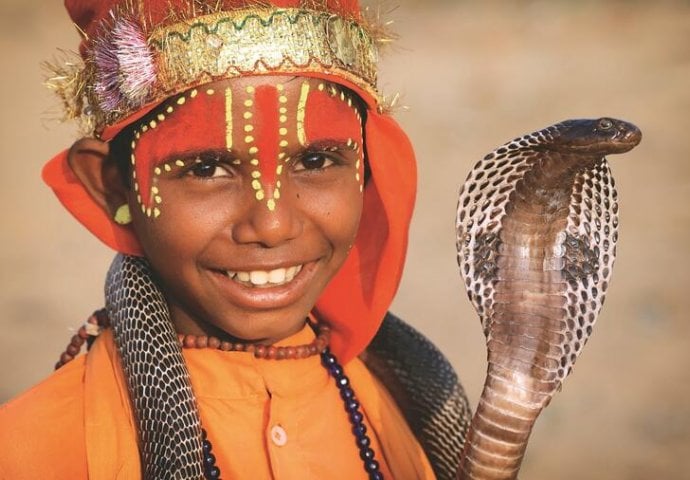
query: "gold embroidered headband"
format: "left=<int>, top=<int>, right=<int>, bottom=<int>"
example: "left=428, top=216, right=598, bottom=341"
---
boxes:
left=46, top=6, right=382, bottom=137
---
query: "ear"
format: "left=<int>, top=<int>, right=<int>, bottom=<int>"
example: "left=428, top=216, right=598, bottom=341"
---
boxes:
left=67, top=137, right=128, bottom=217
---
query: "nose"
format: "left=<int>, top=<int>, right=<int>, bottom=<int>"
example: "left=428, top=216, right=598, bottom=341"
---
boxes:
left=231, top=188, right=303, bottom=248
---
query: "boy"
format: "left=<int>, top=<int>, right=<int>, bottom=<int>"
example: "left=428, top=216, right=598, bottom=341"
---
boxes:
left=0, top=1, right=467, bottom=478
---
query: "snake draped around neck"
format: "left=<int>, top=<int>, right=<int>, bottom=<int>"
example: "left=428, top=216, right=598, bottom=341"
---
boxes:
left=0, top=326, right=435, bottom=479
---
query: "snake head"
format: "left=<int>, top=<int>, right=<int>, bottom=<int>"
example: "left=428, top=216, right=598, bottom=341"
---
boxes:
left=546, top=117, right=642, bottom=155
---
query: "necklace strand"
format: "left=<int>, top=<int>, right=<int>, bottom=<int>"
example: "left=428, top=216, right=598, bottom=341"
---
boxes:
left=178, top=323, right=331, bottom=360
left=200, top=348, right=384, bottom=480
left=56, top=310, right=383, bottom=480
left=55, top=309, right=332, bottom=365
left=322, top=348, right=384, bottom=480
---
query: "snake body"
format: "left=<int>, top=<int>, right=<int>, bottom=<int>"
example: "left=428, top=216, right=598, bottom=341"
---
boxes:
left=105, top=256, right=470, bottom=479
left=455, top=117, right=641, bottom=479
left=106, top=255, right=205, bottom=478
left=103, top=117, right=640, bottom=480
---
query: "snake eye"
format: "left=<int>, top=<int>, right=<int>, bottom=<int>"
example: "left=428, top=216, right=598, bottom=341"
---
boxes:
left=598, top=118, right=614, bottom=130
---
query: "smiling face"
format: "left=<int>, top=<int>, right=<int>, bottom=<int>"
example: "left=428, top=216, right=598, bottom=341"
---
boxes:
left=120, top=76, right=365, bottom=344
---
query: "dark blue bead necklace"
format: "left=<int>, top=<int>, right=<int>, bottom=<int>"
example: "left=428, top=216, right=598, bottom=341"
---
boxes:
left=55, top=314, right=380, bottom=478
left=321, top=347, right=385, bottom=480
left=201, top=428, right=221, bottom=479
left=201, top=347, right=384, bottom=480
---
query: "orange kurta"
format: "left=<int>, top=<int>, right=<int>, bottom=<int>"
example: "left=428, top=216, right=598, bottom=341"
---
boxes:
left=0, top=326, right=435, bottom=479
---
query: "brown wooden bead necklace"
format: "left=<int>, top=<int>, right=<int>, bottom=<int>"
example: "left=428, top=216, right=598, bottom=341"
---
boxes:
left=177, top=324, right=331, bottom=360
left=54, top=309, right=384, bottom=480
left=54, top=309, right=108, bottom=369
left=55, top=309, right=332, bottom=369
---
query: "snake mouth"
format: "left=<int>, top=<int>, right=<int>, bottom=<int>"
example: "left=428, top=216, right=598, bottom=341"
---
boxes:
left=621, top=127, right=642, bottom=145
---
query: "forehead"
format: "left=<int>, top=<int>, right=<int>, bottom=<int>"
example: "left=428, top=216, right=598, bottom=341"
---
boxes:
left=131, top=76, right=364, bottom=156
left=128, top=75, right=365, bottom=216
left=156, top=75, right=362, bottom=130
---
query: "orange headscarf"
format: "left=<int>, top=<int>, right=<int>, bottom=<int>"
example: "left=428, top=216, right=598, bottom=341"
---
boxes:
left=42, top=0, right=417, bottom=364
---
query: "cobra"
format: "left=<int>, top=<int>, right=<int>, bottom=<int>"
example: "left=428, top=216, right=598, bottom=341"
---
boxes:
left=103, top=117, right=641, bottom=479
left=455, top=117, right=642, bottom=479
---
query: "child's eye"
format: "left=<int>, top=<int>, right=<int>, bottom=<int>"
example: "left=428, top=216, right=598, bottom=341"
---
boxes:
left=185, top=157, right=233, bottom=178
left=294, top=152, right=335, bottom=171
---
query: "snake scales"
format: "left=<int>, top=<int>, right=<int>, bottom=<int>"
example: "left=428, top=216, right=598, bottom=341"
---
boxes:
left=105, top=254, right=471, bottom=479
left=455, top=117, right=641, bottom=478
left=103, top=117, right=640, bottom=479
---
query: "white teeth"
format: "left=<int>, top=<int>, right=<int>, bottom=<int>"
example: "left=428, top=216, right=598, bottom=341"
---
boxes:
left=285, top=266, right=297, bottom=281
left=268, top=268, right=286, bottom=283
left=228, top=265, right=303, bottom=287
left=237, top=271, right=250, bottom=282
left=249, top=271, right=268, bottom=286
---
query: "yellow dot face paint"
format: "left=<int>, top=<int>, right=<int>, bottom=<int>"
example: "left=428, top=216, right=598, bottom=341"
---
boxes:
left=129, top=78, right=365, bottom=219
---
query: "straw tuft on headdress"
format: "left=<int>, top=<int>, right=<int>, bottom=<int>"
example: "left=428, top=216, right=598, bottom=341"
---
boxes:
left=43, top=50, right=95, bottom=134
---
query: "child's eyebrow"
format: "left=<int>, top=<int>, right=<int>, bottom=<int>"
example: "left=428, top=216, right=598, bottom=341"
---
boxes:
left=304, top=138, right=357, bottom=148
left=153, top=148, right=236, bottom=167
left=304, top=138, right=363, bottom=154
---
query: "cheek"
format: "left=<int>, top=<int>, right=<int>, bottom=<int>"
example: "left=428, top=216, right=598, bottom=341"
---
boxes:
left=339, top=184, right=365, bottom=235
left=129, top=184, right=233, bottom=265
left=302, top=178, right=363, bottom=254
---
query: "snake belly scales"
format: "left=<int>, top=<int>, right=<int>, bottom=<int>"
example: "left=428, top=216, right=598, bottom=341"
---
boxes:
left=103, top=117, right=640, bottom=479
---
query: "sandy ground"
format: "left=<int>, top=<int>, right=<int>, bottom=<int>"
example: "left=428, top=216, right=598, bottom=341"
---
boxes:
left=1, top=1, right=689, bottom=478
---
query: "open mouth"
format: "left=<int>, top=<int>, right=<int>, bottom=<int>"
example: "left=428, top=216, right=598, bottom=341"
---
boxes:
left=224, top=265, right=304, bottom=288
left=206, top=259, right=321, bottom=311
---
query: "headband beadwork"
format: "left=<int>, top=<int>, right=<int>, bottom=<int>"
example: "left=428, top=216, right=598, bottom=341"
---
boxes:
left=46, top=6, right=382, bottom=137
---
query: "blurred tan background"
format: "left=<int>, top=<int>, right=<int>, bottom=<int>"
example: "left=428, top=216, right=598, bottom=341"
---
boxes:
left=1, top=1, right=688, bottom=478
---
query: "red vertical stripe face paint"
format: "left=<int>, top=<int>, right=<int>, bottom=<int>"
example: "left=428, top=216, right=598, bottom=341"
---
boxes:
left=253, top=85, right=280, bottom=210
left=247, top=81, right=364, bottom=211
left=242, top=83, right=296, bottom=211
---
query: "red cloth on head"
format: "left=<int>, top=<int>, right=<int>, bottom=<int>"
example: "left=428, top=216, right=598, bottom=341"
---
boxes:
left=65, top=0, right=362, bottom=46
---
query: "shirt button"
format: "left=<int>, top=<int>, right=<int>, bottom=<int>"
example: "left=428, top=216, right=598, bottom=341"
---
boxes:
left=270, top=425, right=288, bottom=447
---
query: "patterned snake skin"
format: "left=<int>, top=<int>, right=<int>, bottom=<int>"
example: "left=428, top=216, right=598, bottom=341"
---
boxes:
left=105, top=255, right=205, bottom=479
left=455, top=118, right=641, bottom=478
left=364, top=314, right=471, bottom=480
left=105, top=254, right=471, bottom=479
